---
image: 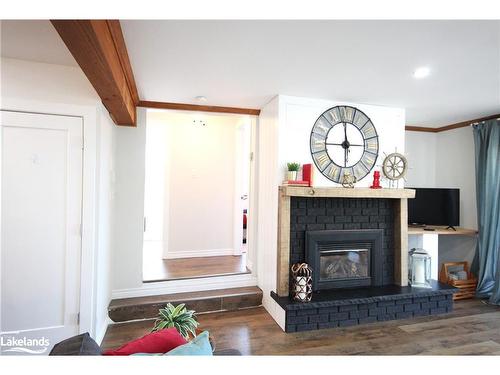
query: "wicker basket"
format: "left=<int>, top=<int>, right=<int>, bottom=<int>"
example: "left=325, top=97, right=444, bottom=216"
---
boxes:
left=439, top=261, right=477, bottom=300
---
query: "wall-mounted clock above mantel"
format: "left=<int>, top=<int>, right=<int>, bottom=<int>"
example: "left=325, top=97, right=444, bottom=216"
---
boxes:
left=310, top=105, right=379, bottom=184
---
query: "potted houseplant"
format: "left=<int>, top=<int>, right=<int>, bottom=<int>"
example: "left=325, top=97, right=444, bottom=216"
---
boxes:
left=152, top=303, right=199, bottom=340
left=287, top=162, right=300, bottom=181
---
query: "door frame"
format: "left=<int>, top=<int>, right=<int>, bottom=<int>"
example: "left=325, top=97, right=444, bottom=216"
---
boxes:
left=1, top=98, right=99, bottom=339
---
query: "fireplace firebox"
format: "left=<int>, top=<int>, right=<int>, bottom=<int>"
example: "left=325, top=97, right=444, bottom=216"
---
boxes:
left=306, top=229, right=384, bottom=290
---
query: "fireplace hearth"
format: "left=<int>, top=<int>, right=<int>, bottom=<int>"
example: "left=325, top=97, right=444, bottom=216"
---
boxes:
left=306, top=229, right=383, bottom=290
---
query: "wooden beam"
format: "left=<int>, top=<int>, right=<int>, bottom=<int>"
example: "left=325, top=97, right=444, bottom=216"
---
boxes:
left=106, top=20, right=139, bottom=106
left=406, top=113, right=500, bottom=133
left=138, top=100, right=261, bottom=116
left=436, top=113, right=500, bottom=132
left=51, top=20, right=137, bottom=126
left=405, top=126, right=439, bottom=133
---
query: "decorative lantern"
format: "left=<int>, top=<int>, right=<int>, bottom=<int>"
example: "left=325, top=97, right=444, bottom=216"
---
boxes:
left=409, top=248, right=432, bottom=288
left=291, top=263, right=313, bottom=302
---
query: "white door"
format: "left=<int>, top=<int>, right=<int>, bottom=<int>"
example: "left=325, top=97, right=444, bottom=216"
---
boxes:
left=1, top=111, right=83, bottom=355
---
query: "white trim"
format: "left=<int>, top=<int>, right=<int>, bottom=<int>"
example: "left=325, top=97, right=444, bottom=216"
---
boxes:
left=262, top=294, right=286, bottom=331
left=163, top=248, right=234, bottom=259
left=1, top=98, right=98, bottom=338
left=94, top=316, right=112, bottom=345
left=112, top=273, right=258, bottom=299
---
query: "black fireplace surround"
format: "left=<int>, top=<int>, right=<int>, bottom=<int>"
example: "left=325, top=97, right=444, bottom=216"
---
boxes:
left=271, top=196, right=457, bottom=332
left=306, top=229, right=383, bottom=290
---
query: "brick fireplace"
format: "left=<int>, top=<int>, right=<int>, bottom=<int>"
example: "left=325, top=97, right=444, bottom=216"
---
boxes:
left=271, top=186, right=456, bottom=332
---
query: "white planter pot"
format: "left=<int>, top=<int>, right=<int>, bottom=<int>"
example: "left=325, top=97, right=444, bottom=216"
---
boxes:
left=287, top=171, right=298, bottom=181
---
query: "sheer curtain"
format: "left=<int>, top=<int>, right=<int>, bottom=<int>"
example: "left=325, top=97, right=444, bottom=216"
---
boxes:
left=473, top=119, right=500, bottom=304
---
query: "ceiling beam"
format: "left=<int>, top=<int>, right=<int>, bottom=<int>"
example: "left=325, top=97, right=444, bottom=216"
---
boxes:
left=138, top=100, right=261, bottom=116
left=406, top=113, right=500, bottom=133
left=51, top=20, right=138, bottom=126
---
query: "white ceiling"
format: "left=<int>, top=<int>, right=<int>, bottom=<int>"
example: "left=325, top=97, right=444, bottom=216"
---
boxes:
left=2, top=20, right=499, bottom=127
left=1, top=20, right=77, bottom=66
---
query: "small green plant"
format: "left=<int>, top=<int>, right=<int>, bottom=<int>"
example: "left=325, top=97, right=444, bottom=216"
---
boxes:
left=287, top=162, right=300, bottom=172
left=152, top=303, right=199, bottom=339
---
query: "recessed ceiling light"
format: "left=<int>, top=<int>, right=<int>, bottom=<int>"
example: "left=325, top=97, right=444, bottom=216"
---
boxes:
left=413, top=67, right=431, bottom=79
left=195, top=96, right=208, bottom=102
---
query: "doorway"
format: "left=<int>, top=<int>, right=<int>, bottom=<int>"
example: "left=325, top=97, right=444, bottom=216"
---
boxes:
left=142, top=110, right=256, bottom=282
left=1, top=111, right=83, bottom=354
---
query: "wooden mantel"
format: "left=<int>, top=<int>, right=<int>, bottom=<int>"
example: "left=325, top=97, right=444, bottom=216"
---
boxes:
left=276, top=186, right=416, bottom=297
left=281, top=186, right=416, bottom=199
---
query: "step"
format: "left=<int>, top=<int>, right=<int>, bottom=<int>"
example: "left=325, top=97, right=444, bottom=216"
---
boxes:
left=108, top=286, right=263, bottom=322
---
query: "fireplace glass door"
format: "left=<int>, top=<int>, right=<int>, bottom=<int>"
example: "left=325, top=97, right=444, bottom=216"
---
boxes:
left=319, top=248, right=370, bottom=282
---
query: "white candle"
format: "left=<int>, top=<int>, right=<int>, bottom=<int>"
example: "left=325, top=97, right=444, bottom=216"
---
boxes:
left=414, top=260, right=425, bottom=284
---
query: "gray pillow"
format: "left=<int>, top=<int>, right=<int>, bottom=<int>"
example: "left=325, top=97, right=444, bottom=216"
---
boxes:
left=49, top=333, right=102, bottom=356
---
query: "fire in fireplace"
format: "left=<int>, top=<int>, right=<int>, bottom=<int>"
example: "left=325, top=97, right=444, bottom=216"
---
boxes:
left=306, top=229, right=384, bottom=290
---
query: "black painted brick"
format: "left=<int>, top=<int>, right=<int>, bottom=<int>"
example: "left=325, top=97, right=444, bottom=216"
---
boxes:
left=319, top=306, right=338, bottom=314
left=438, top=300, right=452, bottom=308
left=297, top=216, right=316, bottom=224
left=288, top=316, right=308, bottom=325
left=318, top=321, right=339, bottom=329
left=308, top=208, right=326, bottom=216
left=396, top=298, right=413, bottom=305
left=369, top=307, right=386, bottom=316
left=297, top=309, right=316, bottom=316
left=339, top=304, right=358, bottom=312
left=350, top=310, right=369, bottom=319
left=404, top=303, right=421, bottom=312
left=430, top=307, right=447, bottom=315
left=338, top=319, right=358, bottom=327
left=396, top=311, right=413, bottom=319
left=309, top=314, right=329, bottom=323
left=335, top=216, right=352, bottom=223
left=330, top=312, right=349, bottom=321
left=377, top=300, right=395, bottom=307
left=317, top=216, right=334, bottom=224
left=430, top=295, right=446, bottom=301
left=296, top=323, right=318, bottom=332
left=421, top=301, right=438, bottom=310
left=386, top=305, right=404, bottom=314
left=413, top=297, right=429, bottom=303
left=378, top=313, right=396, bottom=321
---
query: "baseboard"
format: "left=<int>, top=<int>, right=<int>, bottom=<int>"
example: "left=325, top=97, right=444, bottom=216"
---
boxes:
left=111, top=273, right=258, bottom=299
left=164, top=248, right=234, bottom=259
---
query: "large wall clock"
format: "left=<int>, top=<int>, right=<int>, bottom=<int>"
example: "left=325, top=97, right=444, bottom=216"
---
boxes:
left=310, top=105, right=379, bottom=184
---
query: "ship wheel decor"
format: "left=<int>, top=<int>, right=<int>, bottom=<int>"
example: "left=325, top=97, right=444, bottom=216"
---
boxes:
left=381, top=151, right=408, bottom=188
left=310, top=106, right=379, bottom=184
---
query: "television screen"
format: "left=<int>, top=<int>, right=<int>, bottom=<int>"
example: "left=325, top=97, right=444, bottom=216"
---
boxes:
left=408, top=188, right=460, bottom=227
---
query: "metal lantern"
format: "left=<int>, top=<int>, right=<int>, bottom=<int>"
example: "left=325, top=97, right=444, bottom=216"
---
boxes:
left=409, top=248, right=432, bottom=288
left=291, top=263, right=313, bottom=302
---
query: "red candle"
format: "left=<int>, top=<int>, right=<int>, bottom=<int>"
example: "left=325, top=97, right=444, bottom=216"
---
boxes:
left=370, top=170, right=382, bottom=189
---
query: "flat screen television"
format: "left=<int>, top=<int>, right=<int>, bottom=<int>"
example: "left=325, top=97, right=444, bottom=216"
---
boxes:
left=408, top=188, right=460, bottom=227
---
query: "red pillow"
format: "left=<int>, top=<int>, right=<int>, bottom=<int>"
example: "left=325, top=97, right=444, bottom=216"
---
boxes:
left=103, top=328, right=187, bottom=356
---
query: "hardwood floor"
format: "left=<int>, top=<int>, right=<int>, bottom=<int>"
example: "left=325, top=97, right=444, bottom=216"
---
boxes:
left=101, top=298, right=500, bottom=355
left=143, top=242, right=249, bottom=282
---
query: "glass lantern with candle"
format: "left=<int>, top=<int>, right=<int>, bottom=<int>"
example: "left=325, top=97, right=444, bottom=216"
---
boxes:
left=409, top=248, right=432, bottom=288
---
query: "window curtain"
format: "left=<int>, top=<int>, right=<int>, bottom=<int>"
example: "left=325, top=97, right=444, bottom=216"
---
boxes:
left=473, top=119, right=500, bottom=304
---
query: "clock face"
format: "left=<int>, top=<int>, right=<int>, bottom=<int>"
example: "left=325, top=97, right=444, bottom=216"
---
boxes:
left=310, top=106, right=379, bottom=184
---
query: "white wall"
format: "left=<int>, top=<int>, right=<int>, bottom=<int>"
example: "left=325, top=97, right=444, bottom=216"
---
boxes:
left=1, top=57, right=116, bottom=342
left=277, top=96, right=406, bottom=187
left=405, top=131, right=437, bottom=187
left=405, top=127, right=478, bottom=266
left=257, top=95, right=405, bottom=327
left=112, top=108, right=147, bottom=291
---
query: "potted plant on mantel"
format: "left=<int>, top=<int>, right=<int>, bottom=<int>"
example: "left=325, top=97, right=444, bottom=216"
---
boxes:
left=287, top=162, right=300, bottom=181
